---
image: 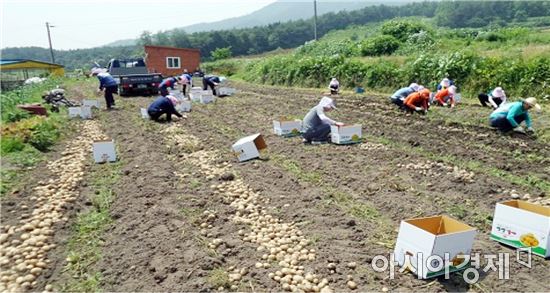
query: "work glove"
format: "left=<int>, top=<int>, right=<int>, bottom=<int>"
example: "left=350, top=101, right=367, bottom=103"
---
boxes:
left=415, top=107, right=422, bottom=112
left=513, top=126, right=525, bottom=134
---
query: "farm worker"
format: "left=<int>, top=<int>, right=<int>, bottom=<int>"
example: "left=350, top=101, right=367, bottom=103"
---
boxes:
left=202, top=75, right=226, bottom=96
left=478, top=87, right=507, bottom=109
left=436, top=78, right=455, bottom=91
left=404, top=88, right=431, bottom=114
left=90, top=68, right=118, bottom=110
left=158, top=76, right=183, bottom=97
left=301, top=96, right=343, bottom=144
left=390, top=83, right=420, bottom=108
left=433, top=85, right=457, bottom=108
left=329, top=77, right=340, bottom=94
left=489, top=97, right=540, bottom=134
left=181, top=72, right=193, bottom=96
left=147, top=95, right=186, bottom=122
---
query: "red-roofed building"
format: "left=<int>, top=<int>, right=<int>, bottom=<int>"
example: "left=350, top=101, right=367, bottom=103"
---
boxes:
left=144, top=45, right=201, bottom=77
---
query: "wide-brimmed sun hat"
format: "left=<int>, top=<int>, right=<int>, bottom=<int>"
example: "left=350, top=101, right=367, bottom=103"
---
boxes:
left=524, top=97, right=541, bottom=111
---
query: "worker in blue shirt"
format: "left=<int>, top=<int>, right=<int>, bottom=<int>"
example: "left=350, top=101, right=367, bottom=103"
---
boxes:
left=390, top=83, right=420, bottom=109
left=181, top=70, right=193, bottom=96
left=159, top=76, right=182, bottom=97
left=147, top=95, right=185, bottom=122
left=91, top=68, right=118, bottom=109
left=489, top=97, right=541, bottom=134
left=202, top=75, right=226, bottom=96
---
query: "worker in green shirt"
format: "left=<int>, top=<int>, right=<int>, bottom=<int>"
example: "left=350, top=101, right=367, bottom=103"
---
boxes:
left=489, top=97, right=541, bottom=134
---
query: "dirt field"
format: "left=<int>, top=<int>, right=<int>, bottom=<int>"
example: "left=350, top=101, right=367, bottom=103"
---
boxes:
left=1, top=80, right=549, bottom=292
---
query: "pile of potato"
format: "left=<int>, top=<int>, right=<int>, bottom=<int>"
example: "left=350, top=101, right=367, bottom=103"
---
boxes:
left=0, top=121, right=107, bottom=292
left=165, top=129, right=336, bottom=292
left=502, top=189, right=550, bottom=207
left=359, top=142, right=388, bottom=152
left=398, top=160, right=475, bottom=183
left=214, top=180, right=335, bottom=292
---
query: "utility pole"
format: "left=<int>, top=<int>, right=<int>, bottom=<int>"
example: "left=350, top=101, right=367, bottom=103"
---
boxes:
left=313, top=0, right=318, bottom=40
left=46, top=22, right=55, bottom=63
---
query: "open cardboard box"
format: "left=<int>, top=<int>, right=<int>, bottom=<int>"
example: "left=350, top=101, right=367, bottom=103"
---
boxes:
left=394, top=215, right=477, bottom=279
left=217, top=87, right=236, bottom=96
left=68, top=107, right=81, bottom=118
left=176, top=100, right=192, bottom=112
left=140, top=108, right=149, bottom=119
left=273, top=118, right=302, bottom=137
left=232, top=133, right=267, bottom=162
left=330, top=124, right=362, bottom=144
left=490, top=200, right=550, bottom=258
left=82, top=99, right=100, bottom=108
left=92, top=140, right=117, bottom=163
left=68, top=106, right=92, bottom=119
left=190, top=89, right=212, bottom=102
left=200, top=94, right=216, bottom=104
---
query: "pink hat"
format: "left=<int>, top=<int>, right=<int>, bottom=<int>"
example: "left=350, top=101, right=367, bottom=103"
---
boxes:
left=167, top=95, right=178, bottom=106
left=492, top=87, right=505, bottom=98
left=448, top=85, right=457, bottom=95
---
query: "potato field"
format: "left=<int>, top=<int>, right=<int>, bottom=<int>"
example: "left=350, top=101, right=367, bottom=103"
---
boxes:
left=0, top=80, right=549, bottom=292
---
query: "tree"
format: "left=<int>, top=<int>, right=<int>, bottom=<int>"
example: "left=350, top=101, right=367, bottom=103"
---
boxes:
left=210, top=47, right=232, bottom=61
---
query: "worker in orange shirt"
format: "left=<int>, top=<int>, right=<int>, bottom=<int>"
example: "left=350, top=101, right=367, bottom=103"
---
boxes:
left=433, top=85, right=457, bottom=108
left=404, top=88, right=431, bottom=114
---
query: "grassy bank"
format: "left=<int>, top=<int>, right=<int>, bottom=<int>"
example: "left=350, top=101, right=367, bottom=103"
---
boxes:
left=0, top=77, right=78, bottom=197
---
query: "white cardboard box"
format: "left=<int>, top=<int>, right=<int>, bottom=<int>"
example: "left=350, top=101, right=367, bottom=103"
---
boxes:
left=68, top=106, right=92, bottom=119
left=490, top=200, right=550, bottom=258
left=68, top=107, right=81, bottom=118
left=217, top=87, right=236, bottom=96
left=232, top=133, right=267, bottom=162
left=140, top=108, right=150, bottom=119
left=330, top=124, right=362, bottom=144
left=394, top=215, right=477, bottom=279
left=92, top=140, right=117, bottom=163
left=82, top=99, right=100, bottom=108
left=200, top=94, right=216, bottom=104
left=273, top=119, right=302, bottom=137
left=80, top=106, right=93, bottom=119
left=176, top=100, right=192, bottom=112
left=190, top=90, right=212, bottom=102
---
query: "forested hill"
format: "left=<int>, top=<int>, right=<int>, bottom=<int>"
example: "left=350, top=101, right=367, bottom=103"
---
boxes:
left=2, top=1, right=549, bottom=71
left=177, top=0, right=409, bottom=34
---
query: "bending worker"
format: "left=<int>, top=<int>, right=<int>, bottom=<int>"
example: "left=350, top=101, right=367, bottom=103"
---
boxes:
left=202, top=75, right=226, bottom=96
left=90, top=68, right=118, bottom=110
left=147, top=95, right=185, bottom=122
left=159, top=76, right=182, bottom=97
left=489, top=97, right=540, bottom=134
left=404, top=88, right=431, bottom=114
left=302, top=96, right=343, bottom=144
left=390, top=83, right=420, bottom=108
left=433, top=85, right=457, bottom=108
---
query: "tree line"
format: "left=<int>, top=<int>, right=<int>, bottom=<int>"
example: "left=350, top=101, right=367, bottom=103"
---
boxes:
left=1, top=1, right=548, bottom=71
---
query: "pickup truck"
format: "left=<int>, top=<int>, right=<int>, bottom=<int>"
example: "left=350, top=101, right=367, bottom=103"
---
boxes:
left=106, top=58, right=163, bottom=96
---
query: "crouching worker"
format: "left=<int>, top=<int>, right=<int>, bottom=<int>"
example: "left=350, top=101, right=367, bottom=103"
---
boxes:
left=404, top=88, right=431, bottom=114
left=489, top=97, right=540, bottom=134
left=302, top=96, right=343, bottom=144
left=390, top=83, right=420, bottom=109
left=329, top=77, right=340, bottom=95
left=147, top=95, right=186, bottom=122
left=479, top=87, right=506, bottom=109
left=433, top=85, right=457, bottom=108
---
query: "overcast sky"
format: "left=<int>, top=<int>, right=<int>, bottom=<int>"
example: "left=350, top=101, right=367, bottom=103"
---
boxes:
left=1, top=0, right=277, bottom=50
